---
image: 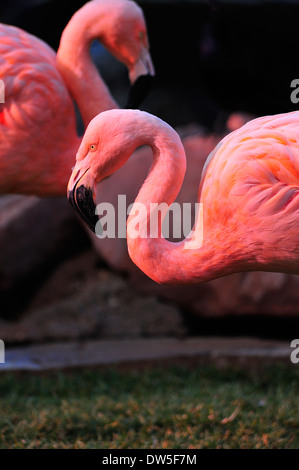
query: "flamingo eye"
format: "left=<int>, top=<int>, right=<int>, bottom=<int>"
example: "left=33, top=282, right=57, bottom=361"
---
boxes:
left=89, top=144, right=97, bottom=152
left=138, top=31, right=145, bottom=40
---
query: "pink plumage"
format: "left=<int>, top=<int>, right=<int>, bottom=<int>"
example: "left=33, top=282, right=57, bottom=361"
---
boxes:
left=68, top=109, right=299, bottom=284
left=0, top=23, right=78, bottom=195
left=0, top=0, right=154, bottom=196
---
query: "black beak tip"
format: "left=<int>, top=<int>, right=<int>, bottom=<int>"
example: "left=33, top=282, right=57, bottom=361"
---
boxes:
left=67, top=185, right=98, bottom=233
left=125, top=74, right=155, bottom=109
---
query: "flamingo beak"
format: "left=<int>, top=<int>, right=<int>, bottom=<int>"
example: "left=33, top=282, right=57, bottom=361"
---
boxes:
left=126, top=47, right=155, bottom=109
left=67, top=166, right=98, bottom=233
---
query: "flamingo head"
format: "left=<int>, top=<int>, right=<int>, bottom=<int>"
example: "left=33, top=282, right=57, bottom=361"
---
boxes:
left=88, top=0, right=155, bottom=108
left=67, top=109, right=144, bottom=232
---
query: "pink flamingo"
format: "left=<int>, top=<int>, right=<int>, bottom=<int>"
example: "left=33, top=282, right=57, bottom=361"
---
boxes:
left=68, top=109, right=299, bottom=284
left=87, top=113, right=253, bottom=273
left=0, top=0, right=154, bottom=196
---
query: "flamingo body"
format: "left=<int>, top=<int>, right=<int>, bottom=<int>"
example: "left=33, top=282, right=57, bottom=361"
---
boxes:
left=0, top=23, right=78, bottom=196
left=0, top=0, right=154, bottom=196
left=199, top=112, right=299, bottom=273
left=68, top=109, right=299, bottom=285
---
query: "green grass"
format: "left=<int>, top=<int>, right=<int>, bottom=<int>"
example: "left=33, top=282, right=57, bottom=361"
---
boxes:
left=0, top=362, right=299, bottom=449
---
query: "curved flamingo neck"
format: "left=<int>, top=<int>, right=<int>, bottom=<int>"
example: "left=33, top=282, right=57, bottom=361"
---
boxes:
left=125, top=116, right=193, bottom=283
left=56, top=7, right=118, bottom=129
left=125, top=114, right=246, bottom=284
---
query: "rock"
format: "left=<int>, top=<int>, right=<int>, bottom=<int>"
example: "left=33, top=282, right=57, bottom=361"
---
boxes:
left=0, top=194, right=90, bottom=318
left=0, top=250, right=186, bottom=344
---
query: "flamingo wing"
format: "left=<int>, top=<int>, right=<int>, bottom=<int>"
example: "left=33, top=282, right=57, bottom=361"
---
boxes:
left=0, top=24, right=77, bottom=194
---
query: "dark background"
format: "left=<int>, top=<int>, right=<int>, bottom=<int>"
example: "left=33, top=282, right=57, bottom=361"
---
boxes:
left=1, top=0, right=299, bottom=131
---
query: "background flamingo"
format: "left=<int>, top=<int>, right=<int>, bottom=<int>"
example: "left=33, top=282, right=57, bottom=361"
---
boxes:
left=68, top=109, right=299, bottom=285
left=0, top=0, right=154, bottom=196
